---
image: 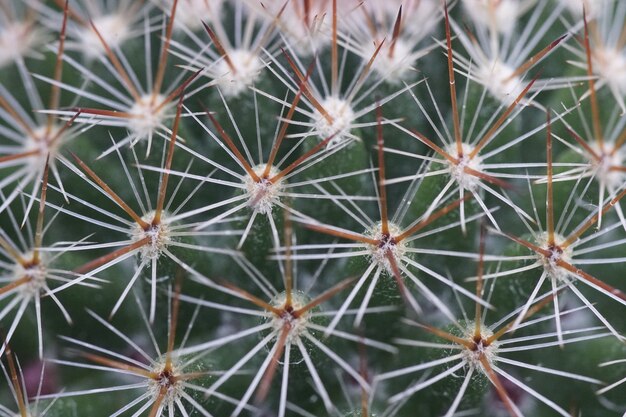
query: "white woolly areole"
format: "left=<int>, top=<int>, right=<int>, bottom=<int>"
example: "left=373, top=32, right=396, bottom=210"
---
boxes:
left=13, top=252, right=48, bottom=297
left=594, top=47, right=626, bottom=99
left=462, top=0, right=523, bottom=35
left=147, top=359, right=184, bottom=407
left=175, top=0, right=222, bottom=31
left=278, top=6, right=330, bottom=56
left=477, top=59, right=524, bottom=104
left=535, top=232, right=573, bottom=281
left=404, top=0, right=440, bottom=38
left=312, top=96, right=355, bottom=147
left=128, top=94, right=167, bottom=138
left=213, top=49, right=262, bottom=97
left=130, top=211, right=172, bottom=262
left=80, top=14, right=130, bottom=59
left=461, top=322, right=500, bottom=369
left=0, top=21, right=39, bottom=67
left=367, top=39, right=414, bottom=84
left=365, top=222, right=407, bottom=275
left=591, top=143, right=626, bottom=189
left=243, top=164, right=284, bottom=215
left=445, top=143, right=485, bottom=192
left=560, top=0, right=605, bottom=17
left=24, top=125, right=63, bottom=171
left=268, top=290, right=312, bottom=344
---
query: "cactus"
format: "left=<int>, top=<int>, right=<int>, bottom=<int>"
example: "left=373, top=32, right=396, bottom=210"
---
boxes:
left=1, top=0, right=626, bottom=416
